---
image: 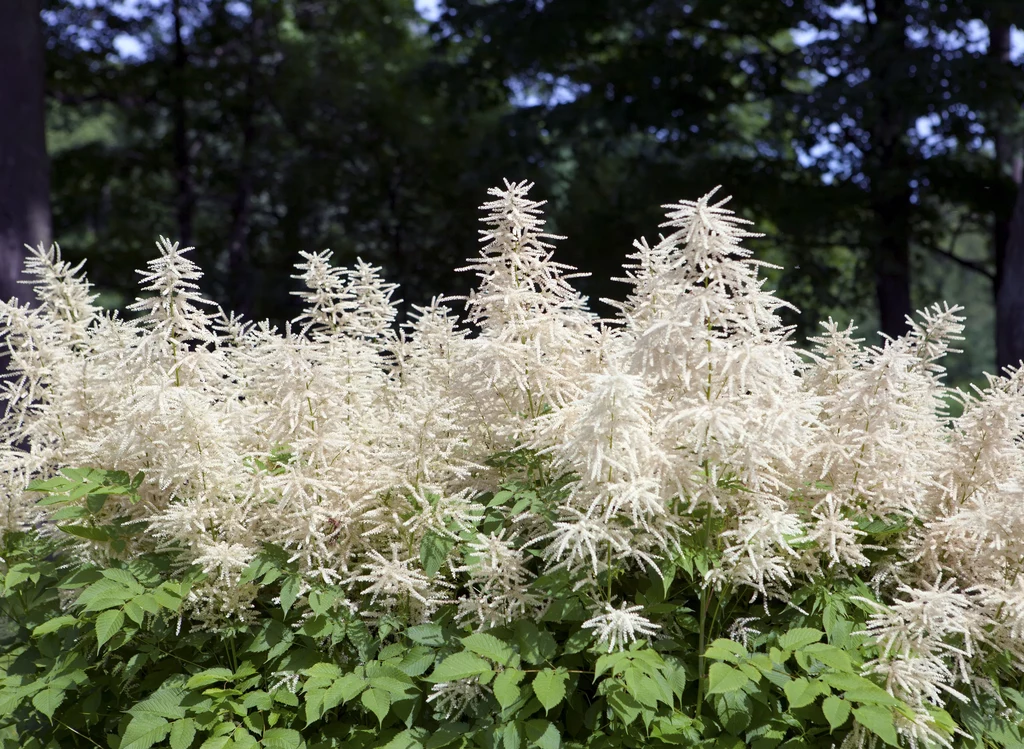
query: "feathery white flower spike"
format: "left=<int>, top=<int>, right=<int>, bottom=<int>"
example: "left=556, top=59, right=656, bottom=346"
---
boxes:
left=582, top=601, right=660, bottom=652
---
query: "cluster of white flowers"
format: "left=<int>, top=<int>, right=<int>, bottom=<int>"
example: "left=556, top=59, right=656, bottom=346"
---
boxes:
left=2, top=181, right=1023, bottom=746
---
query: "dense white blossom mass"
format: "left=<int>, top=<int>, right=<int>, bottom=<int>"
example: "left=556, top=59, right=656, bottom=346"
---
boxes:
left=2, top=182, right=1022, bottom=747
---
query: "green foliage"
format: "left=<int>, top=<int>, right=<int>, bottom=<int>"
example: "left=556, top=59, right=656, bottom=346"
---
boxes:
left=2, top=464, right=1023, bottom=748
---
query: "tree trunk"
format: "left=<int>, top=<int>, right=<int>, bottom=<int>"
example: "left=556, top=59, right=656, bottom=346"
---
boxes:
left=997, top=184, right=1024, bottom=373
left=226, top=7, right=261, bottom=319
left=171, top=0, right=194, bottom=246
left=865, top=0, right=913, bottom=341
left=989, top=18, right=1024, bottom=373
left=0, top=0, right=51, bottom=307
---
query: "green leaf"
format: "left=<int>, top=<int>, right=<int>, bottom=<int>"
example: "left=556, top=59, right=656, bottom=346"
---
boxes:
left=36, top=492, right=73, bottom=506
left=120, top=714, right=171, bottom=749
left=381, top=728, right=427, bottom=749
left=170, top=719, right=197, bottom=749
left=129, top=688, right=188, bottom=720
left=704, top=638, right=747, bottom=663
left=361, top=686, right=391, bottom=725
left=101, top=568, right=144, bottom=592
left=822, top=673, right=900, bottom=706
left=706, top=663, right=750, bottom=696
left=853, top=705, right=899, bottom=747
left=28, top=475, right=75, bottom=493
left=783, top=677, right=825, bottom=709
left=430, top=652, right=492, bottom=682
left=533, top=669, right=568, bottom=712
left=623, top=666, right=670, bottom=709
left=261, top=728, right=303, bottom=749
left=425, top=724, right=470, bottom=749
left=323, top=673, right=367, bottom=709
left=57, top=524, right=110, bottom=542
left=777, top=628, right=824, bottom=651
left=503, top=721, right=522, bottom=749
left=279, top=575, right=301, bottom=615
left=31, top=689, right=65, bottom=720
left=32, top=615, right=78, bottom=637
left=493, top=668, right=525, bottom=709
left=186, top=667, right=234, bottom=689
left=802, top=643, right=853, bottom=672
left=823, top=696, right=851, bottom=731
left=462, top=632, right=514, bottom=666
left=96, top=609, right=126, bottom=651
left=406, top=623, right=444, bottom=647
left=514, top=620, right=557, bottom=665
left=712, top=690, right=752, bottom=735
left=524, top=719, right=560, bottom=749
left=420, top=532, right=454, bottom=578
left=153, top=583, right=185, bottom=611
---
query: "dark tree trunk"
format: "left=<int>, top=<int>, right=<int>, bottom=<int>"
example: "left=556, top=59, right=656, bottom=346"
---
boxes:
left=226, top=8, right=261, bottom=319
left=997, top=184, right=1024, bottom=373
left=865, top=0, right=913, bottom=341
left=989, top=19, right=1024, bottom=373
left=171, top=0, right=194, bottom=246
left=0, top=0, right=51, bottom=307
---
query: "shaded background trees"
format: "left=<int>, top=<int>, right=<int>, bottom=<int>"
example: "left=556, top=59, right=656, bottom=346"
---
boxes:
left=2, top=0, right=1023, bottom=385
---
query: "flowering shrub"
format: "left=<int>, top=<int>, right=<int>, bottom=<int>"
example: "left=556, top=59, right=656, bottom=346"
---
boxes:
left=1, top=182, right=1023, bottom=748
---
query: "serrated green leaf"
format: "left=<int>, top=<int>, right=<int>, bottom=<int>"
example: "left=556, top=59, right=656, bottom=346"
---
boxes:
left=57, top=524, right=110, bottom=542
left=323, top=673, right=367, bottom=710
left=381, top=728, right=427, bottom=749
left=31, top=689, right=65, bottom=720
left=823, top=696, right=851, bottom=731
left=170, top=718, right=197, bottom=749
left=420, top=532, right=454, bottom=578
left=32, top=615, right=78, bottom=637
left=712, top=689, right=751, bottom=735
left=503, top=721, right=522, bottom=749
left=704, top=638, right=747, bottom=663
left=101, top=568, right=144, bottom=592
left=279, top=575, right=301, bottom=615
left=120, top=714, right=171, bottom=749
left=361, top=686, right=391, bottom=725
left=462, top=632, right=514, bottom=666
left=153, top=584, right=184, bottom=610
left=397, top=648, right=435, bottom=677
left=533, top=668, right=568, bottom=712
left=128, top=688, right=188, bottom=720
left=777, top=628, right=823, bottom=651
left=261, top=727, right=303, bottom=749
left=783, top=677, right=825, bottom=709
left=424, top=723, right=470, bottom=749
left=853, top=705, right=899, bottom=746
left=304, top=663, right=344, bottom=680
left=525, top=719, right=560, bottom=749
left=186, top=667, right=234, bottom=689
left=802, top=643, right=853, bottom=672
left=493, top=668, right=524, bottom=709
left=28, top=475, right=75, bottom=493
left=51, top=505, right=89, bottom=521
left=406, top=623, right=444, bottom=646
left=430, top=652, right=492, bottom=682
left=514, top=620, right=557, bottom=665
left=96, top=609, right=126, bottom=651
left=706, top=663, right=750, bottom=696
left=822, top=673, right=900, bottom=706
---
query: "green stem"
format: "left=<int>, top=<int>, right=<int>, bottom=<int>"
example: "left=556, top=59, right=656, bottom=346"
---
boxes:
left=55, top=719, right=104, bottom=748
left=696, top=583, right=709, bottom=721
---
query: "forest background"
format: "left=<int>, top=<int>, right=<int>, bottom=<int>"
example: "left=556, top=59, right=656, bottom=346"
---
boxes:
left=2, top=0, right=1024, bottom=390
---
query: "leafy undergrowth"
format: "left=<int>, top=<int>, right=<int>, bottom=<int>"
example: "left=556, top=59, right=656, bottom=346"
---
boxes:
left=2, top=470, right=1022, bottom=749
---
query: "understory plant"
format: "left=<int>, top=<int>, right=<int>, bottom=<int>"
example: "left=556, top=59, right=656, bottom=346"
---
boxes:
left=1, top=182, right=1023, bottom=749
